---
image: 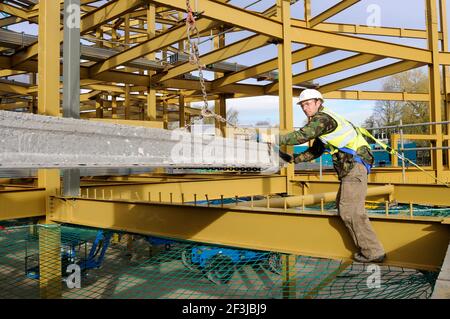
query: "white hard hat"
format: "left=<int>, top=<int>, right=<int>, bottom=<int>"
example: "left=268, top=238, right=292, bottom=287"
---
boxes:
left=297, top=89, right=323, bottom=104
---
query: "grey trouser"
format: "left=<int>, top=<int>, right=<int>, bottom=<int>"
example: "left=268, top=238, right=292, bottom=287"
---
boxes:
left=336, top=163, right=385, bottom=258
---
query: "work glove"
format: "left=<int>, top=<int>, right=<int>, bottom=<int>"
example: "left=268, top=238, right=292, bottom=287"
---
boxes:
left=278, top=149, right=293, bottom=163
left=271, top=144, right=293, bottom=164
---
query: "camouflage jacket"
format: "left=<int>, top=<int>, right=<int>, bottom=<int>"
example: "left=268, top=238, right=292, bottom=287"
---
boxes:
left=279, top=106, right=374, bottom=179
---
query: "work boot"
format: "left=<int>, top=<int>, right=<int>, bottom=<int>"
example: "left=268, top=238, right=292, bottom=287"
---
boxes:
left=353, top=252, right=386, bottom=263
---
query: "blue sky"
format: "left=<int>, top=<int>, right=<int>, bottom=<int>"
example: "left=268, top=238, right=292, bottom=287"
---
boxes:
left=3, top=0, right=442, bottom=126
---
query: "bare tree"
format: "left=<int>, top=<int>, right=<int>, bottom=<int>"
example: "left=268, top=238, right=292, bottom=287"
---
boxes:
left=363, top=68, right=429, bottom=134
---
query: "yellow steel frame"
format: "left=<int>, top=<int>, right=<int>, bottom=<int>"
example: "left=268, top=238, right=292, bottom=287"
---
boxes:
left=1, top=0, right=450, bottom=274
left=49, top=196, right=450, bottom=271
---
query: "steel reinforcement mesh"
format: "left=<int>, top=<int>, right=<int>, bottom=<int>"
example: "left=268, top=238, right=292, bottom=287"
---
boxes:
left=0, top=224, right=438, bottom=299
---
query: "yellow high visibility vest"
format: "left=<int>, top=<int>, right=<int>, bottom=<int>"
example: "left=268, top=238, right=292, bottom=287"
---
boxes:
left=318, top=107, right=370, bottom=154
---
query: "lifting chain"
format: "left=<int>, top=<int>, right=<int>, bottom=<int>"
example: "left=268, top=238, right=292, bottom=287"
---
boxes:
left=183, top=0, right=251, bottom=137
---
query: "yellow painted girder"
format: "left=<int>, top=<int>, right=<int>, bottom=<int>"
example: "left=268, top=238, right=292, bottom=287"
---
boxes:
left=11, top=0, right=145, bottom=67
left=0, top=102, right=29, bottom=110
left=152, top=0, right=432, bottom=64
left=0, top=69, right=27, bottom=77
left=309, top=0, right=360, bottom=28
left=0, top=16, right=23, bottom=28
left=323, top=90, right=430, bottom=102
left=266, top=53, right=385, bottom=94
left=0, top=189, right=46, bottom=221
left=291, top=19, right=442, bottom=40
left=49, top=196, right=450, bottom=271
left=80, top=0, right=145, bottom=34
left=212, top=46, right=334, bottom=90
left=302, top=180, right=450, bottom=206
left=157, top=34, right=273, bottom=83
left=291, top=26, right=432, bottom=64
left=319, top=60, right=426, bottom=93
left=0, top=3, right=33, bottom=22
left=89, top=18, right=220, bottom=76
left=0, top=82, right=29, bottom=95
left=149, top=0, right=283, bottom=39
left=81, top=175, right=287, bottom=203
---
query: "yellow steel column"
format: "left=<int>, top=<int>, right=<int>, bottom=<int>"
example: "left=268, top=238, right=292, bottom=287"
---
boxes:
left=95, top=96, right=103, bottom=118
left=38, top=224, right=62, bottom=299
left=95, top=28, right=103, bottom=48
left=277, top=0, right=294, bottom=194
left=38, top=0, right=60, bottom=117
left=304, top=0, right=314, bottom=152
left=146, top=4, right=157, bottom=121
left=439, top=0, right=450, bottom=169
left=124, top=14, right=131, bottom=120
left=111, top=94, right=118, bottom=119
left=390, top=134, right=399, bottom=167
left=426, top=0, right=445, bottom=179
left=281, top=254, right=297, bottom=299
left=37, top=0, right=61, bottom=226
left=163, top=99, right=168, bottom=129
left=304, top=0, right=313, bottom=71
left=179, top=94, right=186, bottom=128
left=214, top=27, right=227, bottom=136
left=216, top=95, right=227, bottom=137
left=30, top=73, right=37, bottom=113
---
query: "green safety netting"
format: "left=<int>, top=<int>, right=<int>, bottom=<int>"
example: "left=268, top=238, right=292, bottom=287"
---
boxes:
left=0, top=223, right=438, bottom=299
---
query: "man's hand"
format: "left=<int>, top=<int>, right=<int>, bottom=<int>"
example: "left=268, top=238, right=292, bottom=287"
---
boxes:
left=278, top=149, right=293, bottom=163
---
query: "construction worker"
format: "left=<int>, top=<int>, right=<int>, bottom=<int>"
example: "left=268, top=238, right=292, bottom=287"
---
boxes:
left=279, top=89, right=386, bottom=263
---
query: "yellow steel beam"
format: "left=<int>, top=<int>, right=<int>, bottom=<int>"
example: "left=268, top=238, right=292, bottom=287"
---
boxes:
left=81, top=175, right=287, bottom=202
left=156, top=34, right=273, bottom=82
left=0, top=69, right=27, bottom=77
left=212, top=46, right=334, bottom=90
left=82, top=84, right=126, bottom=94
left=0, top=16, right=23, bottom=28
left=80, top=90, right=101, bottom=102
left=319, top=61, right=426, bottom=93
left=303, top=180, right=450, bottom=206
left=0, top=189, right=46, bottom=221
left=159, top=78, right=266, bottom=95
left=0, top=82, right=29, bottom=95
left=291, top=19, right=440, bottom=40
left=153, top=0, right=430, bottom=64
left=0, top=102, right=30, bottom=110
left=266, top=53, right=385, bottom=94
left=291, top=26, right=432, bottom=64
left=149, top=0, right=283, bottom=38
left=80, top=0, right=145, bottom=34
left=391, top=133, right=438, bottom=141
left=296, top=167, right=450, bottom=185
left=89, top=18, right=220, bottom=76
left=12, top=0, right=145, bottom=67
left=323, top=90, right=430, bottom=102
left=0, top=3, right=34, bottom=22
left=49, top=196, right=450, bottom=271
left=426, top=0, right=445, bottom=180
left=439, top=52, right=450, bottom=65
left=309, top=0, right=360, bottom=28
